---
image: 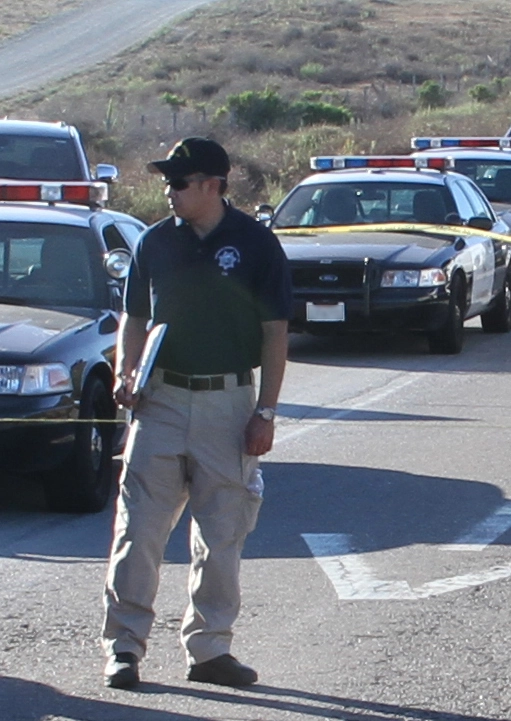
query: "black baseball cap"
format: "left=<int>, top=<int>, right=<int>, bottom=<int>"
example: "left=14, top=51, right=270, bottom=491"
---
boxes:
left=147, top=137, right=231, bottom=178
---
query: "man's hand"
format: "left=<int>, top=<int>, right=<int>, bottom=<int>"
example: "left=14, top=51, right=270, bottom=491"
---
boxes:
left=113, top=375, right=138, bottom=410
left=245, top=414, right=275, bottom=456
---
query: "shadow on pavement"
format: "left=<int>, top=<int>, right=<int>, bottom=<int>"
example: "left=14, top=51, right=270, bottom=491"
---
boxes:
left=1, top=676, right=507, bottom=721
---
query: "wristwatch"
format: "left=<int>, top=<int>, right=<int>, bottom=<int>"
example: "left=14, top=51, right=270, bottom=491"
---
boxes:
left=255, top=406, right=276, bottom=421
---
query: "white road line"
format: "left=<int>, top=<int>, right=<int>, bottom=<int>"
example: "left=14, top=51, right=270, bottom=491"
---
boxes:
left=439, top=499, right=511, bottom=551
left=302, top=533, right=511, bottom=601
left=276, top=372, right=421, bottom=446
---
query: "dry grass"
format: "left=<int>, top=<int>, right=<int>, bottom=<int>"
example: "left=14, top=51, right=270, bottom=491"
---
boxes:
left=3, top=0, right=511, bottom=219
left=0, top=1, right=84, bottom=41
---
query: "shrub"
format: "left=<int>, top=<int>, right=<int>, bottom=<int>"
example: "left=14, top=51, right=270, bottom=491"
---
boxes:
left=289, top=101, right=353, bottom=128
left=417, top=80, right=446, bottom=109
left=468, top=83, right=497, bottom=104
left=299, top=62, right=325, bottom=81
left=220, top=89, right=289, bottom=131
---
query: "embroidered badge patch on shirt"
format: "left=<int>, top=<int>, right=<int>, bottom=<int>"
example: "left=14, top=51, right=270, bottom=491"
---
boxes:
left=215, top=246, right=241, bottom=275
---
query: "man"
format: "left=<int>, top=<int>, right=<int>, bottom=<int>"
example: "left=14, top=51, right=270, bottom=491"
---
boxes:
left=101, top=137, right=292, bottom=690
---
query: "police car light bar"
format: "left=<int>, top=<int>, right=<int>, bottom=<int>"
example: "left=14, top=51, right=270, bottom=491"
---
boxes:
left=411, top=137, right=511, bottom=150
left=0, top=181, right=109, bottom=205
left=310, top=155, right=454, bottom=171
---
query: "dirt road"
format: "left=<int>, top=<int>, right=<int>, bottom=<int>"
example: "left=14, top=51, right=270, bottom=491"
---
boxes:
left=0, top=0, right=218, bottom=99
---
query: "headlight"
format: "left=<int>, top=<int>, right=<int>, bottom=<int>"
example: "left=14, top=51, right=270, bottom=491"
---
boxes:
left=0, top=363, right=73, bottom=395
left=380, top=268, right=446, bottom=288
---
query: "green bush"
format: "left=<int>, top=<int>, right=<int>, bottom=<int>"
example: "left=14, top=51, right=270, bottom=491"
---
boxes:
left=218, top=90, right=352, bottom=132
left=417, top=80, right=446, bottom=109
left=289, top=101, right=352, bottom=128
left=468, top=83, right=497, bottom=104
left=299, top=62, right=325, bottom=81
left=221, top=89, right=289, bottom=131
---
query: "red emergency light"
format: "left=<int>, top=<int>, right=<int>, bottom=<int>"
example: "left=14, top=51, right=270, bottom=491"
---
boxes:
left=0, top=181, right=108, bottom=205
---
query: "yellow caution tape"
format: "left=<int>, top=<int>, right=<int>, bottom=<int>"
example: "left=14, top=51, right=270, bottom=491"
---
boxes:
left=0, top=417, right=127, bottom=424
left=276, top=222, right=511, bottom=244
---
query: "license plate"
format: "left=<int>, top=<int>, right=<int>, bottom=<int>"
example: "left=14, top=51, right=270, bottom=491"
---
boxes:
left=306, top=302, right=345, bottom=322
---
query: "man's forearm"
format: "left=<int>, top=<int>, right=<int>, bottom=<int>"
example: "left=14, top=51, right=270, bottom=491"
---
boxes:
left=257, top=320, right=288, bottom=408
left=115, top=314, right=149, bottom=380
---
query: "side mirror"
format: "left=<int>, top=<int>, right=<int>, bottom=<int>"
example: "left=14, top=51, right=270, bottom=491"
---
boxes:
left=444, top=212, right=463, bottom=226
left=255, top=203, right=274, bottom=224
left=96, top=163, right=119, bottom=184
left=467, top=216, right=493, bottom=231
left=104, top=249, right=131, bottom=280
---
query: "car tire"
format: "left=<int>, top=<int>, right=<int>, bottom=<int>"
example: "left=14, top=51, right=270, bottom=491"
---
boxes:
left=427, top=275, right=465, bottom=354
left=43, top=376, right=114, bottom=513
left=480, top=272, right=511, bottom=333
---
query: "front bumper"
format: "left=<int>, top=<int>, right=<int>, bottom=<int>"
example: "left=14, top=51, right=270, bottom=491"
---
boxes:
left=289, top=286, right=450, bottom=334
left=0, top=393, right=77, bottom=473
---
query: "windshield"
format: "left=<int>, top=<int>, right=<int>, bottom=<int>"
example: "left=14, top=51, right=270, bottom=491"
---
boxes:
left=0, top=222, right=103, bottom=308
left=0, top=135, right=82, bottom=181
left=453, top=158, right=511, bottom=202
left=272, top=182, right=456, bottom=228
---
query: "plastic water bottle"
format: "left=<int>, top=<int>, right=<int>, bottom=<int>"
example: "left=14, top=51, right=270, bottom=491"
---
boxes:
left=247, top=468, right=264, bottom=498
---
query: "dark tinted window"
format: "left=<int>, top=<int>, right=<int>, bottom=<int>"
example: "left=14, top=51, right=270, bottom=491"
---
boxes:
left=0, top=135, right=82, bottom=181
left=454, top=158, right=511, bottom=202
left=0, top=223, right=102, bottom=307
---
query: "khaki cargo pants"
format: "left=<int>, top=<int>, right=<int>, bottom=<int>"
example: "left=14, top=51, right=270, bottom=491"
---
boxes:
left=101, top=368, right=262, bottom=665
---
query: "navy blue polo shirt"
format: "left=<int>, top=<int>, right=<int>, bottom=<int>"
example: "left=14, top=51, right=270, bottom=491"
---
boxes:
left=125, top=204, right=293, bottom=375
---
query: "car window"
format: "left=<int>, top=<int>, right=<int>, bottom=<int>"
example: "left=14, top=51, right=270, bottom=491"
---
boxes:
left=272, top=182, right=455, bottom=227
left=454, top=158, right=511, bottom=202
left=456, top=178, right=495, bottom=220
left=115, top=221, right=144, bottom=250
left=0, top=222, right=102, bottom=307
left=0, top=135, right=82, bottom=181
left=102, top=223, right=130, bottom=251
left=447, top=181, right=475, bottom=222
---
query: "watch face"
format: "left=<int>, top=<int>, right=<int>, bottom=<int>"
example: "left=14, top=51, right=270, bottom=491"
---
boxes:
left=258, top=407, right=275, bottom=421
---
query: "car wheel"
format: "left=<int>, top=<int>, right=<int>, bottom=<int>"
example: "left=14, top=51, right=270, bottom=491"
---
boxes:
left=480, top=272, right=511, bottom=333
left=428, top=275, right=464, bottom=354
left=43, top=376, right=114, bottom=513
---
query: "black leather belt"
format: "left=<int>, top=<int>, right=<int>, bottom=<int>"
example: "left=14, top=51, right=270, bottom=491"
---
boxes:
left=161, top=369, right=252, bottom=391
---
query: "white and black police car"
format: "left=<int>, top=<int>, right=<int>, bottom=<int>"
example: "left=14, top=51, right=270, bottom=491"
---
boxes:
left=0, top=180, right=145, bottom=513
left=411, top=136, right=511, bottom=220
left=257, top=154, right=511, bottom=354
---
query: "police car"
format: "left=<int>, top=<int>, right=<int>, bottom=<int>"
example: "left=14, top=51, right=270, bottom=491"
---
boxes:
left=0, top=118, right=118, bottom=184
left=0, top=180, right=145, bottom=513
left=259, top=155, right=511, bottom=354
left=411, top=137, right=511, bottom=214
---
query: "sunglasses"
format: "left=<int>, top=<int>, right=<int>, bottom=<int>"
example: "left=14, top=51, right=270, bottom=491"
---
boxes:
left=165, top=175, right=226, bottom=191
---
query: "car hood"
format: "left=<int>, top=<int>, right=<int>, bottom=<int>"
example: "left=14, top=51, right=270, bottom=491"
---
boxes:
left=276, top=229, right=453, bottom=264
left=0, top=304, right=94, bottom=355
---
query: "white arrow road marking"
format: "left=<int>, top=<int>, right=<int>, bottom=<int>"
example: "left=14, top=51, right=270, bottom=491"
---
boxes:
left=301, top=533, right=511, bottom=600
left=439, top=499, right=511, bottom=551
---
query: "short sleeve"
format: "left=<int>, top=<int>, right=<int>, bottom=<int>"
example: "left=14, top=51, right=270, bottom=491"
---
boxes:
left=124, top=232, right=152, bottom=318
left=254, top=227, right=293, bottom=322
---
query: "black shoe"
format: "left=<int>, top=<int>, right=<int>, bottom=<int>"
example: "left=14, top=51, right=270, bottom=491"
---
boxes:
left=187, top=653, right=257, bottom=687
left=104, top=652, right=139, bottom=689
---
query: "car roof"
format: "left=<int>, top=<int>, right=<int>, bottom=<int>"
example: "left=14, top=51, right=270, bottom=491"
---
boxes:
left=297, top=168, right=451, bottom=187
left=0, top=119, right=73, bottom=138
left=0, top=202, right=141, bottom=227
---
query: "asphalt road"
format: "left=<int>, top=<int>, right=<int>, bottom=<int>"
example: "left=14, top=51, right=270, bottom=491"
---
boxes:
left=2, top=320, right=511, bottom=720
left=0, top=0, right=220, bottom=99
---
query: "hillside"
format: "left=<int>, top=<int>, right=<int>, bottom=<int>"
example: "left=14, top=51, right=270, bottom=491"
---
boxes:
left=0, top=1, right=84, bottom=41
left=2, top=0, right=511, bottom=220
